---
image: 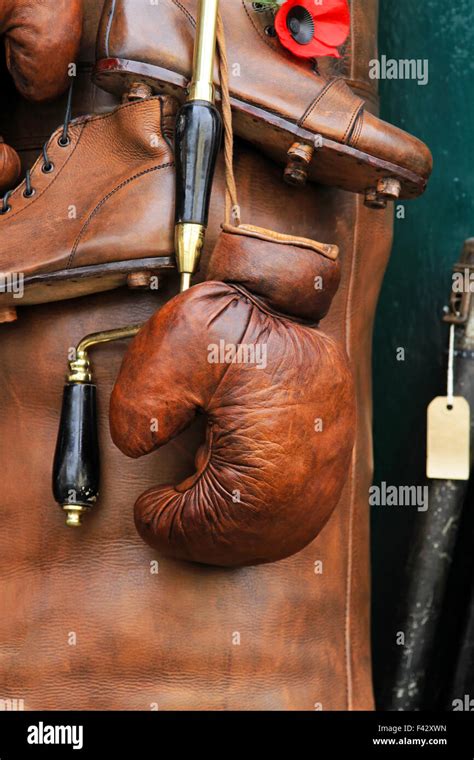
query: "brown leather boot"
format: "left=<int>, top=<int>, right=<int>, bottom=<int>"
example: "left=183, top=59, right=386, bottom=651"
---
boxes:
left=0, top=94, right=177, bottom=321
left=94, top=0, right=432, bottom=203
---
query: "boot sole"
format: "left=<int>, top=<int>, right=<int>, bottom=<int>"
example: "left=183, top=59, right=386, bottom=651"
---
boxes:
left=0, top=256, right=175, bottom=323
left=93, top=57, right=428, bottom=202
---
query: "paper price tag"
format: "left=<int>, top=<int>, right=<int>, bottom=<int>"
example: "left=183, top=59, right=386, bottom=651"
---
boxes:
left=426, top=396, right=470, bottom=480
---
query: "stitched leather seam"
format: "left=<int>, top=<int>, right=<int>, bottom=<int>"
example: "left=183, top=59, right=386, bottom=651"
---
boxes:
left=343, top=101, right=364, bottom=144
left=357, top=113, right=364, bottom=144
left=349, top=112, right=361, bottom=146
left=170, top=0, right=196, bottom=27
left=104, top=0, right=117, bottom=58
left=300, top=77, right=364, bottom=145
left=67, top=162, right=174, bottom=269
left=350, top=111, right=364, bottom=148
left=298, top=77, right=343, bottom=128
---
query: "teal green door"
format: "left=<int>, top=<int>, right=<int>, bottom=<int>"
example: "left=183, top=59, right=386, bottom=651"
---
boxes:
left=372, top=0, right=474, bottom=703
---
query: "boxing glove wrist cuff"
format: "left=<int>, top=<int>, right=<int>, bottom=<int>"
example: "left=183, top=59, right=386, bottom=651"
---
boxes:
left=207, top=225, right=341, bottom=323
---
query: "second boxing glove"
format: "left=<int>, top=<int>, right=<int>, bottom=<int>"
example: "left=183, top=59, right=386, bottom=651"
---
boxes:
left=110, top=225, right=356, bottom=567
left=0, top=136, right=20, bottom=193
left=0, top=0, right=83, bottom=102
left=0, top=0, right=82, bottom=192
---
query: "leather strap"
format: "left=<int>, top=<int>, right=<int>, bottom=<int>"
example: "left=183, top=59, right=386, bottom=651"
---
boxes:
left=216, top=12, right=240, bottom=226
left=221, top=222, right=339, bottom=261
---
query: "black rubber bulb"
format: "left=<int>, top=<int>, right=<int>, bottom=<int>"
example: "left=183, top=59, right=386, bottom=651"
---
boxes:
left=52, top=382, right=100, bottom=524
left=174, top=100, right=222, bottom=227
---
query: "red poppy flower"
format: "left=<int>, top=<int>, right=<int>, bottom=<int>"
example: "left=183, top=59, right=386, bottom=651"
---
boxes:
left=274, top=0, right=350, bottom=59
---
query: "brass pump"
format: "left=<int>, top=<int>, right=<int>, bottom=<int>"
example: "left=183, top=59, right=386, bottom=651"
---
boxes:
left=174, top=0, right=222, bottom=292
left=53, top=324, right=141, bottom=527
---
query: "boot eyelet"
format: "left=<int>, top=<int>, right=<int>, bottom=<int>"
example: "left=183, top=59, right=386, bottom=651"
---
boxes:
left=264, top=25, right=276, bottom=37
left=42, top=162, right=55, bottom=174
left=0, top=205, right=12, bottom=215
left=23, top=188, right=36, bottom=199
left=58, top=136, right=70, bottom=147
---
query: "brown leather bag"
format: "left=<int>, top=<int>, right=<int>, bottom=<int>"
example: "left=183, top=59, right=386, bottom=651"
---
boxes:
left=0, top=0, right=391, bottom=710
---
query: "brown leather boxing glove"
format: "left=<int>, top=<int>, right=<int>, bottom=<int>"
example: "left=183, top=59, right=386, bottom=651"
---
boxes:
left=0, top=0, right=83, bottom=193
left=110, top=225, right=356, bottom=567
left=0, top=136, right=20, bottom=193
left=0, top=0, right=83, bottom=102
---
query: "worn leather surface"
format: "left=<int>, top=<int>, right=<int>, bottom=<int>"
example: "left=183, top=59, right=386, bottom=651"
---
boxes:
left=0, top=0, right=387, bottom=709
left=0, top=96, right=176, bottom=276
left=96, top=0, right=432, bottom=179
left=110, top=229, right=355, bottom=567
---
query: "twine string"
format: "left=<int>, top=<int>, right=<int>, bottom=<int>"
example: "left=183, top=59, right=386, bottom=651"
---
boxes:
left=217, top=11, right=240, bottom=226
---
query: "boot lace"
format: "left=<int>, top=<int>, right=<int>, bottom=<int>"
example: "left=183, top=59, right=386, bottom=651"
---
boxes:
left=1, top=83, right=74, bottom=216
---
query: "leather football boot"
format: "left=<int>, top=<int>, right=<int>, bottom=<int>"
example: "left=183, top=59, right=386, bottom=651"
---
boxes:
left=0, top=94, right=177, bottom=322
left=94, top=0, right=432, bottom=204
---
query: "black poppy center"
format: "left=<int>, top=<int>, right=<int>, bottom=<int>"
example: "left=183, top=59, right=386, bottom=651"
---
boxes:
left=286, top=6, right=315, bottom=45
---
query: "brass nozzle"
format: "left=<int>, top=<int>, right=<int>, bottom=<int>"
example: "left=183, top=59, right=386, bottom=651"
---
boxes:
left=68, top=353, right=92, bottom=384
left=180, top=272, right=192, bottom=292
left=175, top=222, right=205, bottom=292
left=63, top=504, right=88, bottom=527
left=67, top=324, right=143, bottom=384
left=187, top=0, right=219, bottom=103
